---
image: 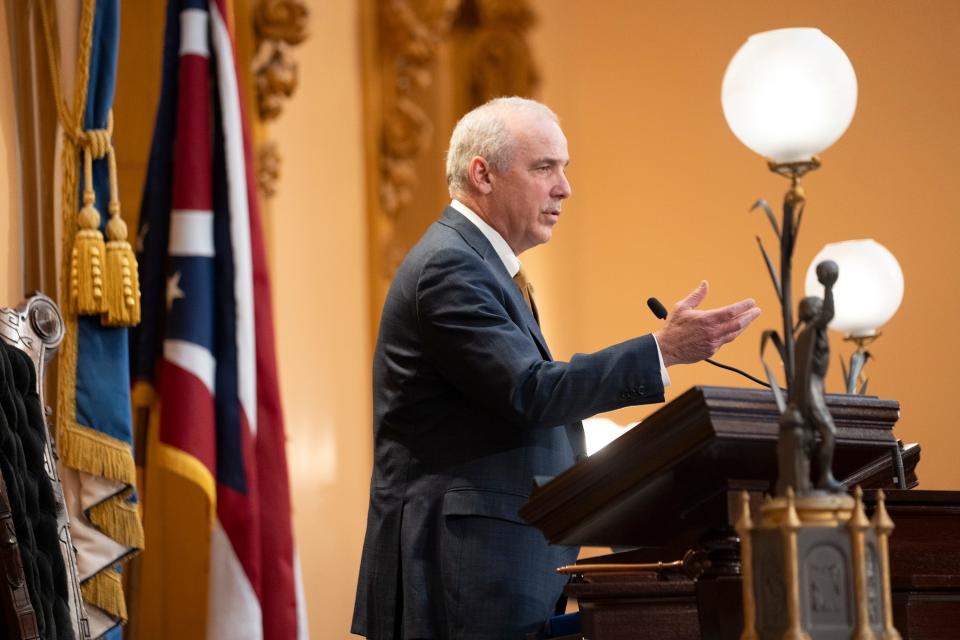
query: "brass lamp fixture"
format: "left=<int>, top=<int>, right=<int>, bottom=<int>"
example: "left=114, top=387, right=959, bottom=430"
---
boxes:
left=723, top=26, right=857, bottom=391
left=722, top=28, right=901, bottom=640
left=805, top=240, right=904, bottom=394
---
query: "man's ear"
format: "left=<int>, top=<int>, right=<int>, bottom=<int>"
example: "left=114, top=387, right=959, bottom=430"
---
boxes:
left=468, top=156, right=493, bottom=195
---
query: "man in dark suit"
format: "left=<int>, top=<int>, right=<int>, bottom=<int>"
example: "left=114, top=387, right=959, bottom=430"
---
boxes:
left=352, top=97, right=760, bottom=639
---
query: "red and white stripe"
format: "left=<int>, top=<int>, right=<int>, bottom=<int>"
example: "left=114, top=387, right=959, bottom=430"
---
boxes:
left=211, top=2, right=305, bottom=637
left=162, top=4, right=305, bottom=638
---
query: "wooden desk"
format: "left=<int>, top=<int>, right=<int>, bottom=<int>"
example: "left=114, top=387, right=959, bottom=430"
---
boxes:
left=520, top=387, right=956, bottom=640
left=562, top=490, right=960, bottom=640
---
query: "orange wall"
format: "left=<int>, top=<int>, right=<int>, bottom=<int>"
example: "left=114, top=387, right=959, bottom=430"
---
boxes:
left=525, top=0, right=960, bottom=489
left=265, top=2, right=371, bottom=638
left=301, top=2, right=960, bottom=633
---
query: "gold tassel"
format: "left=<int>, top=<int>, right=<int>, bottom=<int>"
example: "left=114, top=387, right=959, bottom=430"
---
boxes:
left=71, top=146, right=106, bottom=314
left=103, top=233, right=140, bottom=326
left=102, top=144, right=141, bottom=326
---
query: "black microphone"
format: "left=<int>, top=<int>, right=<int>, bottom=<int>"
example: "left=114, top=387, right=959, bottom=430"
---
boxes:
left=646, top=297, right=668, bottom=320
left=646, top=297, right=771, bottom=389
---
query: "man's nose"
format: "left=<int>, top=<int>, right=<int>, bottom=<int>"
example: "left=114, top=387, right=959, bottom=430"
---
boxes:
left=554, top=170, right=571, bottom=199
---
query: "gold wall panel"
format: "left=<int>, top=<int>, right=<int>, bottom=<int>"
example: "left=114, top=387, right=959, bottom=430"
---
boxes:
left=361, top=0, right=539, bottom=340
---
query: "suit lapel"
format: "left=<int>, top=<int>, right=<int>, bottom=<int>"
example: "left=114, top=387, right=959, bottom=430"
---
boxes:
left=438, top=208, right=552, bottom=360
left=523, top=310, right=552, bottom=361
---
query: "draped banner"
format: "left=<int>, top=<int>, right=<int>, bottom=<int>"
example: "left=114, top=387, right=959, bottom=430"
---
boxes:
left=129, top=0, right=306, bottom=637
left=43, top=0, right=144, bottom=637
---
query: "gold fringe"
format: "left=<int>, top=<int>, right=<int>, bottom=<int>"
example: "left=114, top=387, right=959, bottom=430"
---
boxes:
left=57, top=419, right=137, bottom=486
left=42, top=0, right=141, bottom=627
left=81, top=568, right=127, bottom=622
left=88, top=492, right=145, bottom=550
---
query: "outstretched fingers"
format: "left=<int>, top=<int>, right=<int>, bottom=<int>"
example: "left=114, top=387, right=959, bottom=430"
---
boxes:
left=717, top=306, right=762, bottom=344
left=703, top=298, right=758, bottom=323
left=656, top=284, right=762, bottom=367
left=674, top=280, right=709, bottom=312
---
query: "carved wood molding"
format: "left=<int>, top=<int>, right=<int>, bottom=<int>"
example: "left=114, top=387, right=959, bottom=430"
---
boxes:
left=379, top=0, right=461, bottom=219
left=255, top=141, right=281, bottom=199
left=374, top=0, right=539, bottom=246
left=252, top=0, right=309, bottom=199
left=365, top=0, right=540, bottom=341
left=465, top=0, right=539, bottom=104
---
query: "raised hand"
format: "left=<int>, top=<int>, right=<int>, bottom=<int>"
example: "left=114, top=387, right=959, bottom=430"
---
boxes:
left=653, top=280, right=761, bottom=368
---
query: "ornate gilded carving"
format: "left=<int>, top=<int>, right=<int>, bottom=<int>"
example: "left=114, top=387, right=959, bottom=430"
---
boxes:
left=250, top=0, right=308, bottom=200
left=256, top=141, right=281, bottom=200
left=467, top=0, right=539, bottom=104
left=255, top=0, right=309, bottom=44
left=380, top=96, right=434, bottom=217
left=255, top=48, right=297, bottom=121
left=379, top=0, right=461, bottom=219
left=253, top=0, right=309, bottom=122
left=375, top=0, right=538, bottom=223
left=367, top=0, right=541, bottom=309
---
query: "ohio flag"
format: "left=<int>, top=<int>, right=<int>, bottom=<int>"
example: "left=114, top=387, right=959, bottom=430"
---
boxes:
left=129, top=0, right=307, bottom=637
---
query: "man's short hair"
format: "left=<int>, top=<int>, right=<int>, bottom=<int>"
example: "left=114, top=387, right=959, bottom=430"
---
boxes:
left=446, top=96, right=559, bottom=198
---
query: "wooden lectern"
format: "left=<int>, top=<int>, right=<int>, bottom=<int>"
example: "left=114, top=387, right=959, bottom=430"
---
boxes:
left=520, top=387, right=958, bottom=639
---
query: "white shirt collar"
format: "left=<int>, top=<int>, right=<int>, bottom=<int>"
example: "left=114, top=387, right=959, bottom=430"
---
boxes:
left=451, top=201, right=670, bottom=388
left=450, top=199, right=521, bottom=277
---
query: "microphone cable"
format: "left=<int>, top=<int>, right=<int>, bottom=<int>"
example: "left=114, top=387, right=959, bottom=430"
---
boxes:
left=646, top=296, right=771, bottom=389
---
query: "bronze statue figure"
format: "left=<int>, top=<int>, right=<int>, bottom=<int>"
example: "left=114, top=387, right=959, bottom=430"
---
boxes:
left=789, top=259, right=842, bottom=493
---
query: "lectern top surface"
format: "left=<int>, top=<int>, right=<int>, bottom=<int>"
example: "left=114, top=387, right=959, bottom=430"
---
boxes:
left=520, top=386, right=903, bottom=548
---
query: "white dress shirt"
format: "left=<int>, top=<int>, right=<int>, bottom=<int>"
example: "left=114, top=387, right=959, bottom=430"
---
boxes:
left=450, top=199, right=670, bottom=387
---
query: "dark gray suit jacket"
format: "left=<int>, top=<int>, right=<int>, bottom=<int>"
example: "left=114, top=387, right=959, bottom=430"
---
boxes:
left=352, top=207, right=665, bottom=639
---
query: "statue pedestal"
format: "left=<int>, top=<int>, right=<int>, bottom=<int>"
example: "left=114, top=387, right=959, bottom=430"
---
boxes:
left=521, top=386, right=930, bottom=639
left=740, top=490, right=900, bottom=640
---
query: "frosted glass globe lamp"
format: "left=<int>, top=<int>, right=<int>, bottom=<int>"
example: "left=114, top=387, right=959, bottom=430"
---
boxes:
left=805, top=240, right=904, bottom=393
left=724, top=33, right=903, bottom=640
left=721, top=28, right=859, bottom=391
left=722, top=27, right=858, bottom=176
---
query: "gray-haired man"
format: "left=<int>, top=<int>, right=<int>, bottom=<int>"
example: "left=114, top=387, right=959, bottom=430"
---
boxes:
left=352, top=97, right=760, bottom=639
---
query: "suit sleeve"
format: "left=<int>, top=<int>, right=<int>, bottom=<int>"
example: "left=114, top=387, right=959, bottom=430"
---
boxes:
left=416, top=247, right=665, bottom=429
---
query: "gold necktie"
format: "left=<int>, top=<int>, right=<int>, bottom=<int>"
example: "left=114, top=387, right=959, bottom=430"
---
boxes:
left=513, top=268, right=540, bottom=325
